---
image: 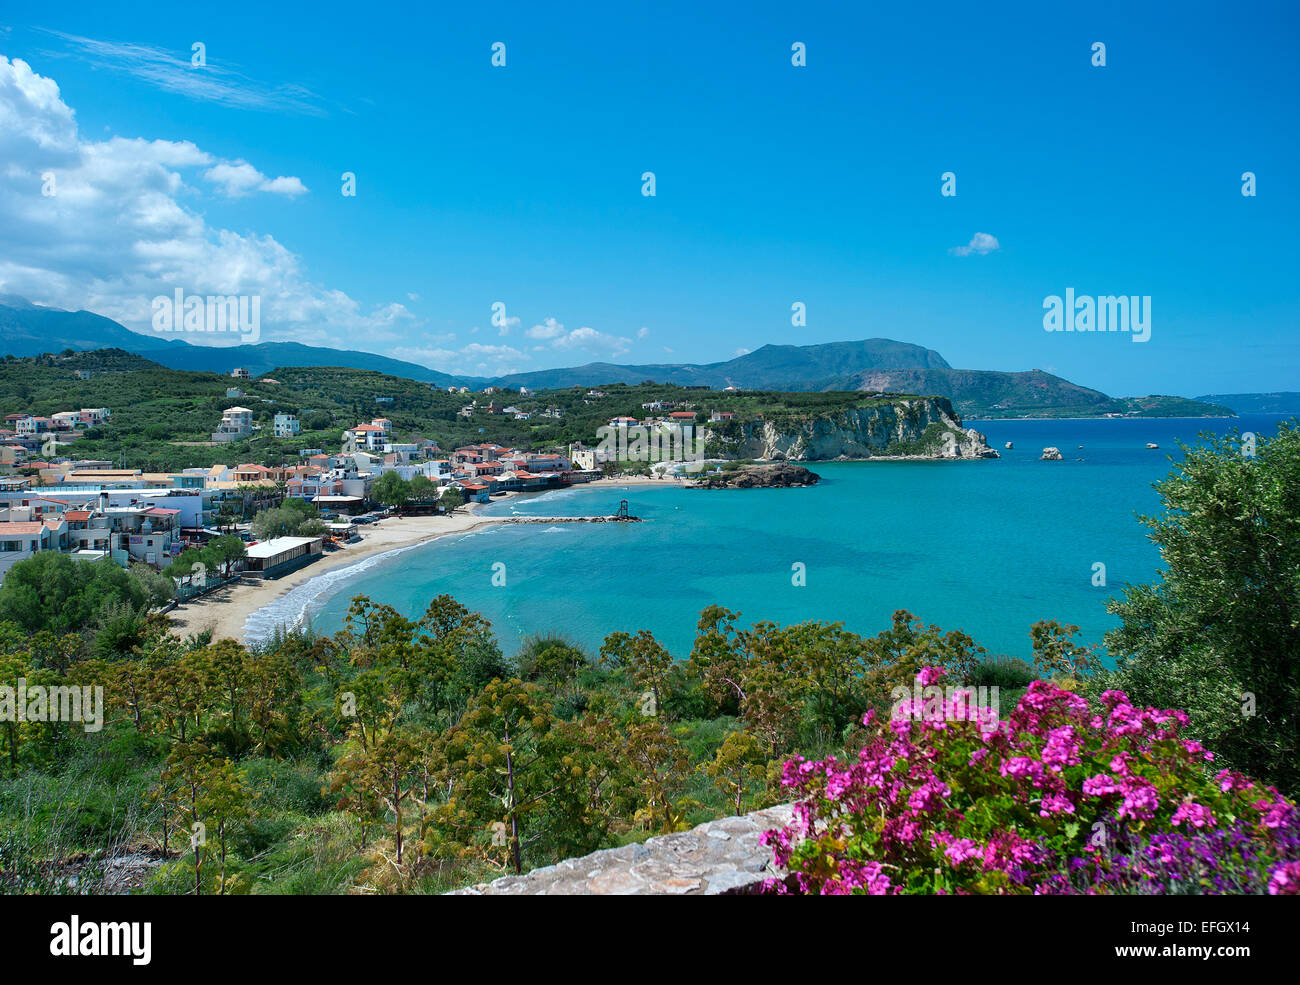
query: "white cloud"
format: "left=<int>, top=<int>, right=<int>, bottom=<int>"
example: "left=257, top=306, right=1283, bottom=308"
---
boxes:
left=203, top=161, right=307, bottom=198
left=637, top=326, right=650, bottom=339
left=0, top=55, right=404, bottom=350
left=950, top=232, right=1000, bottom=256
left=526, top=317, right=566, bottom=340
left=522, top=316, right=634, bottom=358
left=734, top=347, right=751, bottom=356
left=551, top=325, right=632, bottom=358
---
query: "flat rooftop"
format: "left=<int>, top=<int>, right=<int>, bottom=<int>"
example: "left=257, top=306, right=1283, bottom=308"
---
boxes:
left=246, top=535, right=321, bottom=559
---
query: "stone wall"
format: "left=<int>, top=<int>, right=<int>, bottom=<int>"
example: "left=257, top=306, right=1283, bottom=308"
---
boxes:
left=451, top=804, right=793, bottom=895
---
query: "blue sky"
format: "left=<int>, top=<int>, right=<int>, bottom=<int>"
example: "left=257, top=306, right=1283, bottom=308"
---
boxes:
left=0, top=1, right=1296, bottom=395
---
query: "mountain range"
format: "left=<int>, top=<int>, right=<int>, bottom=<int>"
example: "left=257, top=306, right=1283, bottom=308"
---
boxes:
left=1195, top=392, right=1300, bottom=415
left=0, top=296, right=1244, bottom=418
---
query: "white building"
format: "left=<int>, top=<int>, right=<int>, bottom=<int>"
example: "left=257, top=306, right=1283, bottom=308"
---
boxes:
left=274, top=413, right=301, bottom=437
left=213, top=406, right=253, bottom=443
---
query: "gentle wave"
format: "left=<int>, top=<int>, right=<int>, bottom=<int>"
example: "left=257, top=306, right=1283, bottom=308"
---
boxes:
left=243, top=483, right=663, bottom=644
left=242, top=542, right=427, bottom=644
left=242, top=525, right=502, bottom=644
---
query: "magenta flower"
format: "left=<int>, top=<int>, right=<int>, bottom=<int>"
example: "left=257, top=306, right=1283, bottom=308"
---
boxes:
left=1171, top=801, right=1216, bottom=829
left=1040, top=793, right=1076, bottom=817
left=1268, top=861, right=1300, bottom=895
left=1083, top=773, right=1121, bottom=797
left=763, top=675, right=1296, bottom=895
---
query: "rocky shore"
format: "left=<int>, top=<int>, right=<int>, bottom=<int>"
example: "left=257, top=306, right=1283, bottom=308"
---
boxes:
left=692, top=463, right=821, bottom=489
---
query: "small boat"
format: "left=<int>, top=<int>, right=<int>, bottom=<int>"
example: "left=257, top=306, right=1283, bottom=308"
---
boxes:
left=1146, top=442, right=1159, bottom=449
left=1004, top=441, right=1014, bottom=450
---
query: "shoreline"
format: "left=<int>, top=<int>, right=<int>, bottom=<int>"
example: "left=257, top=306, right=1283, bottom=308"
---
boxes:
left=166, top=510, right=507, bottom=643
left=165, top=478, right=673, bottom=644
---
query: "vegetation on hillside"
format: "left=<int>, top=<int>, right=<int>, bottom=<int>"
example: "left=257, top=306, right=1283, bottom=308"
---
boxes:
left=824, top=367, right=1235, bottom=419
left=0, top=351, right=927, bottom=471
left=1099, top=421, right=1300, bottom=793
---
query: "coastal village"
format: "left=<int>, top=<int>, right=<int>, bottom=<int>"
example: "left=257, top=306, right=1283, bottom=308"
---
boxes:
left=0, top=371, right=725, bottom=588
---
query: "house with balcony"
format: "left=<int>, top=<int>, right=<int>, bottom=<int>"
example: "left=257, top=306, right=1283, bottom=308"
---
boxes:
left=213, top=406, right=253, bottom=443
left=95, top=505, right=179, bottom=566
left=274, top=414, right=301, bottom=438
left=15, top=416, right=51, bottom=436
left=287, top=470, right=344, bottom=501
left=345, top=423, right=387, bottom=451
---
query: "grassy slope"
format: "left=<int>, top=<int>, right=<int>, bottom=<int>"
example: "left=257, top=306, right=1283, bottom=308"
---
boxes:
left=0, top=352, right=924, bottom=470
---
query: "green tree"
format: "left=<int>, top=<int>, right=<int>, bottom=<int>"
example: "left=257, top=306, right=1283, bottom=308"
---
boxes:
left=703, top=731, right=771, bottom=815
left=195, top=758, right=254, bottom=895
left=408, top=474, right=435, bottom=500
left=92, top=599, right=150, bottom=659
left=1102, top=423, right=1300, bottom=793
left=428, top=679, right=561, bottom=874
left=206, top=535, right=248, bottom=576
left=297, top=517, right=327, bottom=537
left=599, top=629, right=673, bottom=721
left=0, top=553, right=145, bottom=635
left=129, top=562, right=176, bottom=607
left=438, top=487, right=463, bottom=515
left=371, top=471, right=411, bottom=509
left=622, top=720, right=692, bottom=833
left=251, top=507, right=302, bottom=540
left=330, top=726, right=423, bottom=864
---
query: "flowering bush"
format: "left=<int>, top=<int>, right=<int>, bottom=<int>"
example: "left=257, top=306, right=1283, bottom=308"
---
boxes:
left=762, top=668, right=1297, bottom=894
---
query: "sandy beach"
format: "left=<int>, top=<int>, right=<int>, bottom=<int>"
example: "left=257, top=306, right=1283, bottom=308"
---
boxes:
left=165, top=510, right=507, bottom=643
left=165, top=477, right=676, bottom=643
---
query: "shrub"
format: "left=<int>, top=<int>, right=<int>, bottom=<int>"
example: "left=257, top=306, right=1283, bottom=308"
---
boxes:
left=1103, top=422, right=1300, bottom=794
left=762, top=668, right=1296, bottom=894
left=967, top=656, right=1039, bottom=689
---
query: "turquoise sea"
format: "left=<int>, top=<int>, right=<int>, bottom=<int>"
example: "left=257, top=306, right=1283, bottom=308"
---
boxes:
left=246, top=415, right=1288, bottom=662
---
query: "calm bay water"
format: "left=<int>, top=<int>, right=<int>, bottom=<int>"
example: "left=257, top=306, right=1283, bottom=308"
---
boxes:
left=250, top=415, right=1286, bottom=661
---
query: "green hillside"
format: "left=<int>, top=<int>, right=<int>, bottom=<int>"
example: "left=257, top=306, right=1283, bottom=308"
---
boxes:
left=489, top=339, right=951, bottom=390
left=1197, top=392, right=1300, bottom=415
left=0, top=353, right=908, bottom=471
left=826, top=367, right=1234, bottom=419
